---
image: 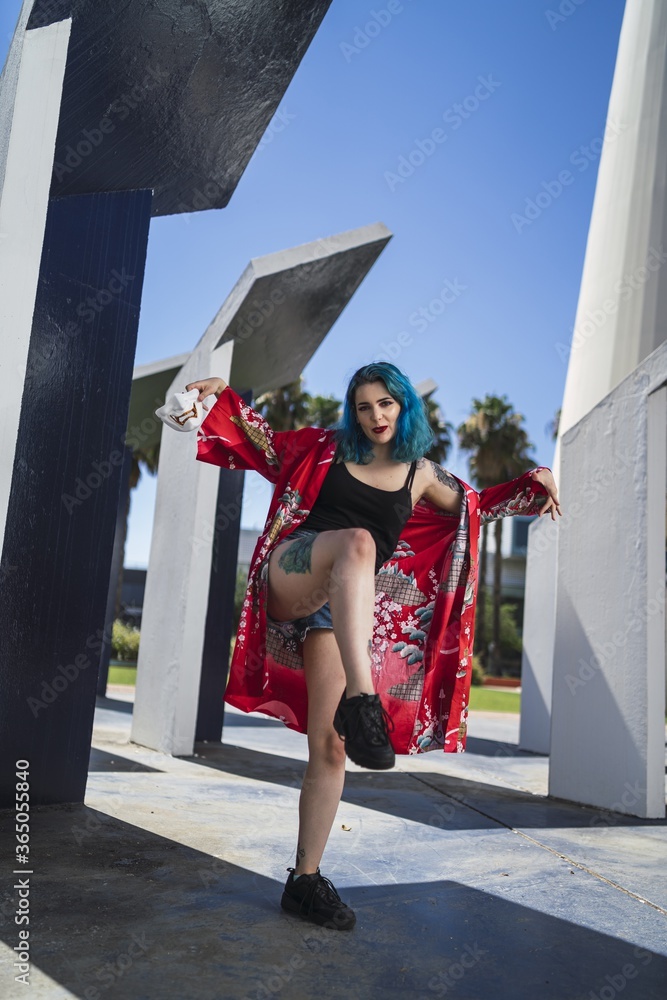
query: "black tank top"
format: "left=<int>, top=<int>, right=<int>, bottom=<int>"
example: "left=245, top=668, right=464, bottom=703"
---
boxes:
left=299, top=458, right=417, bottom=573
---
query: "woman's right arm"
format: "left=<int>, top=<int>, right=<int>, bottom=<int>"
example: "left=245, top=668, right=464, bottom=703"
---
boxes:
left=191, top=376, right=293, bottom=483
left=191, top=377, right=329, bottom=483
left=185, top=376, right=228, bottom=408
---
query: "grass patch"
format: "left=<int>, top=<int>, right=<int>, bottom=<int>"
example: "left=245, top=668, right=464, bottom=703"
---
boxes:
left=103, top=667, right=521, bottom=711
left=468, top=687, right=520, bottom=714
left=108, top=665, right=137, bottom=686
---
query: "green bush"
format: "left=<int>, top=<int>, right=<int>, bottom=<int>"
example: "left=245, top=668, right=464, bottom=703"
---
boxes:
left=233, top=566, right=249, bottom=633
left=471, top=655, right=486, bottom=686
left=112, top=619, right=140, bottom=662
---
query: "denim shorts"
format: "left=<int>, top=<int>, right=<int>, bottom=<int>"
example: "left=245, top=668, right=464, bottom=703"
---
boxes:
left=267, top=526, right=333, bottom=641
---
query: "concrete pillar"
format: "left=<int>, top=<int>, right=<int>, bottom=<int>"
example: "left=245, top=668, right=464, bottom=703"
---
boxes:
left=555, top=0, right=667, bottom=465
left=518, top=517, right=557, bottom=755
left=196, top=462, right=247, bottom=742
left=0, top=188, right=152, bottom=807
left=97, top=444, right=134, bottom=697
left=646, top=379, right=667, bottom=796
left=0, top=16, right=72, bottom=548
left=548, top=342, right=666, bottom=818
left=522, top=0, right=667, bottom=750
left=131, top=341, right=234, bottom=756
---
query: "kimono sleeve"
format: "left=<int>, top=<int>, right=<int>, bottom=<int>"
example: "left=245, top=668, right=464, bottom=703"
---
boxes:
left=478, top=467, right=551, bottom=522
left=195, top=385, right=299, bottom=484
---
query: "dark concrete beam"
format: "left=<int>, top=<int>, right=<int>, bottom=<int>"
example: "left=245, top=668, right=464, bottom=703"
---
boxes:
left=0, top=189, right=152, bottom=807
left=26, top=0, right=333, bottom=216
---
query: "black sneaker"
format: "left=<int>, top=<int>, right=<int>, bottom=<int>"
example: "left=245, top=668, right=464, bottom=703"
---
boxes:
left=280, top=868, right=356, bottom=930
left=333, top=691, right=395, bottom=770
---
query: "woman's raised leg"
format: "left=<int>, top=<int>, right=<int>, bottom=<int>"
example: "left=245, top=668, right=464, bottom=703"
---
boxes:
left=268, top=528, right=394, bottom=771
left=267, top=528, right=376, bottom=698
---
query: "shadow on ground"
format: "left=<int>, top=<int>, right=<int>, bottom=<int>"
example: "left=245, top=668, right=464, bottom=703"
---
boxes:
left=0, top=804, right=665, bottom=1000
left=187, top=741, right=667, bottom=834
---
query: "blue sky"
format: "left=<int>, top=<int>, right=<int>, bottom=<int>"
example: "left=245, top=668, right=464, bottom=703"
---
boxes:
left=2, top=0, right=627, bottom=565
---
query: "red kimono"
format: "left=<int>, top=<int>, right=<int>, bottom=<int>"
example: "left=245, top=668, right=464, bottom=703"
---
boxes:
left=196, top=386, right=550, bottom=754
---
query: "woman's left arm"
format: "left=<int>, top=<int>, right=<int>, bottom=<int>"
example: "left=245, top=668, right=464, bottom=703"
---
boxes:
left=418, top=460, right=465, bottom=515
left=478, top=466, right=562, bottom=523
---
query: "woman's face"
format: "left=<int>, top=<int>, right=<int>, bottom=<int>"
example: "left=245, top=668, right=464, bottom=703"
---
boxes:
left=354, top=381, right=401, bottom=445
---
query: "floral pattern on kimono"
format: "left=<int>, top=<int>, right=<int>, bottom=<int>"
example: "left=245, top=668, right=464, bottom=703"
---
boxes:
left=196, top=386, right=551, bottom=754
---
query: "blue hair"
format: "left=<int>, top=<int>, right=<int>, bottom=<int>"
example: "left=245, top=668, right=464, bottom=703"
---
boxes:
left=335, top=362, right=435, bottom=464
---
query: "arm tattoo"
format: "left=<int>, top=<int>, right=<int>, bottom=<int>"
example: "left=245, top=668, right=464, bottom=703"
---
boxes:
left=278, top=534, right=315, bottom=574
left=430, top=462, right=463, bottom=493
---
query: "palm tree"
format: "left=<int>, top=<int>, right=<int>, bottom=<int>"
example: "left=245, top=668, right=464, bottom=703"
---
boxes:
left=546, top=407, right=561, bottom=442
left=255, top=378, right=312, bottom=432
left=113, top=443, right=160, bottom=621
left=457, top=395, right=535, bottom=674
left=307, top=394, right=342, bottom=429
left=422, top=392, right=454, bottom=464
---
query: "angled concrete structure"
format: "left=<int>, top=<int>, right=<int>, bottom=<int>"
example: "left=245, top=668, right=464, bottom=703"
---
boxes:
left=0, top=0, right=334, bottom=807
left=130, top=223, right=393, bottom=757
left=549, top=342, right=666, bottom=818
left=555, top=0, right=667, bottom=463
left=26, top=0, right=333, bottom=216
left=521, top=0, right=667, bottom=802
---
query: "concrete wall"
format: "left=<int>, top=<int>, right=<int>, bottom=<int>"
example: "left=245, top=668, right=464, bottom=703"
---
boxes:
left=555, top=0, right=667, bottom=471
left=131, top=341, right=234, bottom=756
left=549, top=341, right=666, bottom=818
left=0, top=16, right=71, bottom=552
left=519, top=517, right=558, bottom=754
left=523, top=0, right=667, bottom=753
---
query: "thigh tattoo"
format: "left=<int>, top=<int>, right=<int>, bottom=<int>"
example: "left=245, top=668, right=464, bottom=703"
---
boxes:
left=278, top=534, right=315, bottom=575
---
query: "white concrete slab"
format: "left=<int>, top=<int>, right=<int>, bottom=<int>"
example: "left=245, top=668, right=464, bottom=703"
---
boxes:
left=0, top=17, right=71, bottom=546
left=549, top=341, right=667, bottom=817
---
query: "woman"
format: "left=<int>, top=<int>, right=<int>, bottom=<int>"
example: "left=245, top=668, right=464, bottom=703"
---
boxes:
left=187, top=362, right=561, bottom=932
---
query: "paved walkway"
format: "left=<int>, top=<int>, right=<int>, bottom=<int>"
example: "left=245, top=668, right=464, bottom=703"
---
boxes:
left=1, top=687, right=665, bottom=1000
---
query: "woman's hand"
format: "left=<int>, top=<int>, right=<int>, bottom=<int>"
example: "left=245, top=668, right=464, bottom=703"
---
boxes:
left=531, top=468, right=562, bottom=520
left=185, top=377, right=228, bottom=410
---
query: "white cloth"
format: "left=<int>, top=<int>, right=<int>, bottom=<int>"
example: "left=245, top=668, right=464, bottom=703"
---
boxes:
left=155, top=388, right=215, bottom=433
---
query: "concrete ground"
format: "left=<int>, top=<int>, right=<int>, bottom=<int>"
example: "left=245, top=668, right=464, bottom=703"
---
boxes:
left=1, top=687, right=666, bottom=1000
